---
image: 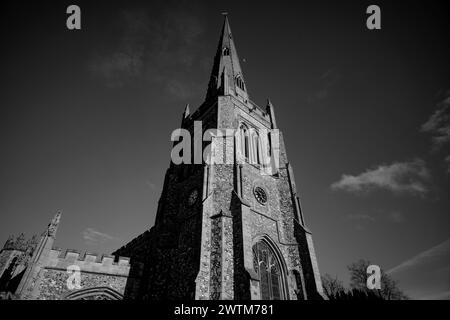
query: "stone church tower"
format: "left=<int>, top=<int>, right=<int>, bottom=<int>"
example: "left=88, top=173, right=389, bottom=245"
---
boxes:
left=114, top=15, right=325, bottom=300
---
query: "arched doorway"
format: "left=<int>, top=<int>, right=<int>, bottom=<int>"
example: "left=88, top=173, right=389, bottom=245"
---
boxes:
left=252, top=238, right=287, bottom=300
left=64, top=287, right=124, bottom=300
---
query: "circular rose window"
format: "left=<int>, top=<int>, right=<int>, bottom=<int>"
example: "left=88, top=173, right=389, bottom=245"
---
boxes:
left=253, top=186, right=268, bottom=205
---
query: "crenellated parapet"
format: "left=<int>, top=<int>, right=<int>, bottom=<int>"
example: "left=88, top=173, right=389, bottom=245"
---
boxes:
left=45, top=248, right=131, bottom=277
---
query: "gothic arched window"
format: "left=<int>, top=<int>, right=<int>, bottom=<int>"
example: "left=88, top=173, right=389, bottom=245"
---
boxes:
left=251, top=132, right=261, bottom=165
left=267, top=132, right=272, bottom=157
left=223, top=47, right=230, bottom=56
left=252, top=240, right=285, bottom=300
left=240, top=124, right=250, bottom=160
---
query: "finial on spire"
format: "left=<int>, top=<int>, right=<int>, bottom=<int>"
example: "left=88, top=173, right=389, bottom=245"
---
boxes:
left=183, top=104, right=190, bottom=118
left=47, top=211, right=62, bottom=238
left=221, top=11, right=228, bottom=16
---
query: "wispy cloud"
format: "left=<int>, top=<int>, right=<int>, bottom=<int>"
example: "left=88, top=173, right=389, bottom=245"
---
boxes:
left=387, top=239, right=450, bottom=299
left=89, top=8, right=205, bottom=97
left=143, top=10, right=205, bottom=100
left=165, top=79, right=197, bottom=100
left=307, top=68, right=341, bottom=104
left=331, top=158, right=431, bottom=196
left=89, top=10, right=149, bottom=88
left=346, top=213, right=376, bottom=230
left=388, top=239, right=450, bottom=274
left=346, top=213, right=376, bottom=222
left=421, top=92, right=450, bottom=150
left=388, top=211, right=406, bottom=223
left=90, top=52, right=144, bottom=88
left=83, top=228, right=115, bottom=245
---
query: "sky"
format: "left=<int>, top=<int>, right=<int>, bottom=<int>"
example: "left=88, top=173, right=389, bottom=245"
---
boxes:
left=1, top=0, right=449, bottom=300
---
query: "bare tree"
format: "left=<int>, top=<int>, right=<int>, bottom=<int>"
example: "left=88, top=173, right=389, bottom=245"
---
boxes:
left=321, top=274, right=345, bottom=299
left=347, top=259, right=408, bottom=300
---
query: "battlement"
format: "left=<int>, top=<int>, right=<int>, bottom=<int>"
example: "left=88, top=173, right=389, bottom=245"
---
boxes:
left=46, top=248, right=130, bottom=276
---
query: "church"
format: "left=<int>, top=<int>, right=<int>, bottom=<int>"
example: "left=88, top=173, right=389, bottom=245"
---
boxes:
left=0, top=16, right=325, bottom=300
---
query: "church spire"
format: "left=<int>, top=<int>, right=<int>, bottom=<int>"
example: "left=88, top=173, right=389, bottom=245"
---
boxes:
left=205, top=14, right=249, bottom=102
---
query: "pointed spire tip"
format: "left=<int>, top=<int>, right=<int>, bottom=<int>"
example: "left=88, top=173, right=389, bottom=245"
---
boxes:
left=183, top=104, right=190, bottom=118
left=205, top=14, right=250, bottom=101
